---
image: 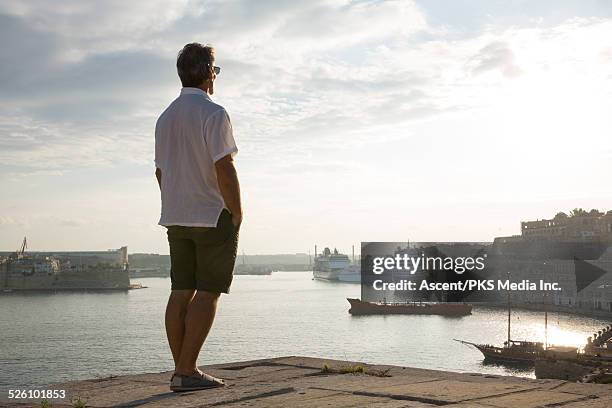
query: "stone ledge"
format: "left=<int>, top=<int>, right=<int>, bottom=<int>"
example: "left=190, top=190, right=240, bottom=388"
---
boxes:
left=3, top=356, right=612, bottom=407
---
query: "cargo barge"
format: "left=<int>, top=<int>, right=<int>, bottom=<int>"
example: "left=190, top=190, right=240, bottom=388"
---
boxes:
left=347, top=298, right=472, bottom=316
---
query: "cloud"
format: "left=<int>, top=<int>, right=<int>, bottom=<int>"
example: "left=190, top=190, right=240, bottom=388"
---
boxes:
left=468, top=41, right=523, bottom=77
left=57, top=218, right=83, bottom=227
left=0, top=114, right=154, bottom=169
left=2, top=1, right=612, bottom=253
left=274, top=0, right=427, bottom=48
left=0, top=0, right=193, bottom=58
left=0, top=0, right=435, bottom=171
left=2, top=3, right=612, bottom=174
left=0, top=216, right=24, bottom=226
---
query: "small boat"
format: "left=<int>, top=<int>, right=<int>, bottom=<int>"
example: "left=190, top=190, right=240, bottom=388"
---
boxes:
left=456, top=271, right=547, bottom=365
left=455, top=339, right=544, bottom=365
left=347, top=298, right=472, bottom=316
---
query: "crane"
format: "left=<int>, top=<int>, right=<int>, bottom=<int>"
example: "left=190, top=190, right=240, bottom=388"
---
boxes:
left=18, top=237, right=27, bottom=255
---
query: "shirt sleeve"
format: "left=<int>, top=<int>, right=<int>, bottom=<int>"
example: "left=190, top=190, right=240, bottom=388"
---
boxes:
left=205, top=108, right=238, bottom=163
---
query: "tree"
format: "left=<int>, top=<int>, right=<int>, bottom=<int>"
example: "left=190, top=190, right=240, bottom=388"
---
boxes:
left=588, top=209, right=603, bottom=216
left=554, top=212, right=568, bottom=219
left=569, top=208, right=588, bottom=217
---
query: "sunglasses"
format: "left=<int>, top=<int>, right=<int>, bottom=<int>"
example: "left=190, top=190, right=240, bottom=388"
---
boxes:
left=213, top=66, right=221, bottom=75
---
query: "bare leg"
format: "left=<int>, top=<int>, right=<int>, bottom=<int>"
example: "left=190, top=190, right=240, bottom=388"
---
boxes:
left=165, top=289, right=196, bottom=367
left=175, top=291, right=220, bottom=376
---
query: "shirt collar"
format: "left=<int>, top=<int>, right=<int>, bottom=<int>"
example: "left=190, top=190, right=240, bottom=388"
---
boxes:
left=180, top=87, right=211, bottom=99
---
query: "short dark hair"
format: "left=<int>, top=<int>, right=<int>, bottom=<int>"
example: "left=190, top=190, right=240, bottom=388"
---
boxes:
left=176, top=43, right=215, bottom=87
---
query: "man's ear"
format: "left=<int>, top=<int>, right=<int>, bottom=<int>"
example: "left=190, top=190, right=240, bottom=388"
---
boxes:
left=200, top=64, right=213, bottom=82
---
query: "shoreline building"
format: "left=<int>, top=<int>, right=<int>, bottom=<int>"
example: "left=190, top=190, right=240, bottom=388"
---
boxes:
left=0, top=240, right=130, bottom=291
left=489, top=210, right=612, bottom=316
left=521, top=210, right=612, bottom=242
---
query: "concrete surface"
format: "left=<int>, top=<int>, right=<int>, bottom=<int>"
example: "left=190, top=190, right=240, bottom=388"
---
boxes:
left=4, top=356, right=612, bottom=407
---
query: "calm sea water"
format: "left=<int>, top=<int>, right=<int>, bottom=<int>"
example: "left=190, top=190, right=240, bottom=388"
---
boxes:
left=0, top=272, right=609, bottom=395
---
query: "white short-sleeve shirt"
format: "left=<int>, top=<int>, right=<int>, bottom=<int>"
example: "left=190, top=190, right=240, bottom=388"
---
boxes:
left=155, top=87, right=238, bottom=227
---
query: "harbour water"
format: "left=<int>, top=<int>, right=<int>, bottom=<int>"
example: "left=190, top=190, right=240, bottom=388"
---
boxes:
left=0, top=272, right=608, bottom=394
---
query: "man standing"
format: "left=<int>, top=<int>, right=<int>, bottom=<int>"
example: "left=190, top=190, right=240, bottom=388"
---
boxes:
left=155, top=43, right=242, bottom=392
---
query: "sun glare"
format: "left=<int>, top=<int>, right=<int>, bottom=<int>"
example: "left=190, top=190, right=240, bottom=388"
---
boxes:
left=533, top=323, right=591, bottom=348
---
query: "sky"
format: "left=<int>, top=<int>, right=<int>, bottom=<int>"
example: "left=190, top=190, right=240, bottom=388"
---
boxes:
left=1, top=0, right=612, bottom=255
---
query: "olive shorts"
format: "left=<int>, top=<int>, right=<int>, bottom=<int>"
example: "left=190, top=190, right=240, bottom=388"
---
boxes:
left=166, top=209, right=239, bottom=294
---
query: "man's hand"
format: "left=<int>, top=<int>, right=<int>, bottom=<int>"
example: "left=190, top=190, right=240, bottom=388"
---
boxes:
left=155, top=168, right=162, bottom=190
left=215, top=154, right=242, bottom=228
left=231, top=211, right=242, bottom=228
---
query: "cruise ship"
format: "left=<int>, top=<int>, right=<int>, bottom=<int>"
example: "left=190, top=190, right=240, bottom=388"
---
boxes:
left=312, top=247, right=360, bottom=283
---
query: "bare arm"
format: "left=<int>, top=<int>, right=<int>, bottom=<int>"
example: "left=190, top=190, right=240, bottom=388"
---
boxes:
left=155, top=168, right=162, bottom=190
left=215, top=154, right=242, bottom=227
